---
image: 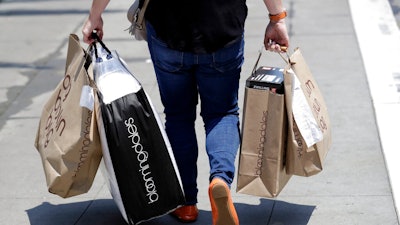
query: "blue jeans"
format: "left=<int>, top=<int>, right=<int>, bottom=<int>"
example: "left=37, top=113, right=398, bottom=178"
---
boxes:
left=146, top=23, right=244, bottom=205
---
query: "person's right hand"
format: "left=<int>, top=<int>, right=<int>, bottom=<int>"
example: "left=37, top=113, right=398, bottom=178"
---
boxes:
left=82, top=15, right=104, bottom=44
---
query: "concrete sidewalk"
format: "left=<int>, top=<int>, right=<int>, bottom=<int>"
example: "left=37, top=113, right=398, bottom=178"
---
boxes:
left=0, top=0, right=399, bottom=224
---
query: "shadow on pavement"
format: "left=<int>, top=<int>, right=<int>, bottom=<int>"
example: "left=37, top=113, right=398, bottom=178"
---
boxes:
left=26, top=198, right=314, bottom=225
left=237, top=198, right=315, bottom=225
left=26, top=199, right=127, bottom=225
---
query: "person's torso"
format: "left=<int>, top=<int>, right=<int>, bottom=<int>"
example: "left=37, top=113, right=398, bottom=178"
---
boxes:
left=145, top=0, right=248, bottom=53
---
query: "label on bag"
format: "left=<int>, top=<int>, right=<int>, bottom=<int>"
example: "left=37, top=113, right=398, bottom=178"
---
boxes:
left=290, top=69, right=323, bottom=147
left=80, top=85, right=94, bottom=111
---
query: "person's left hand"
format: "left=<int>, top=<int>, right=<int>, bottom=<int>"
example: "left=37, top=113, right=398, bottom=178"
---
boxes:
left=264, top=19, right=289, bottom=52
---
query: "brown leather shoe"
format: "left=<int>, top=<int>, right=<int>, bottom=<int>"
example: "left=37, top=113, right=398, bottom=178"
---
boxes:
left=171, top=205, right=199, bottom=223
left=209, top=178, right=239, bottom=225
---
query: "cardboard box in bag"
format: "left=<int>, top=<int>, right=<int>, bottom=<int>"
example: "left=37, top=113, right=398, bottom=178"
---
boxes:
left=237, top=66, right=291, bottom=198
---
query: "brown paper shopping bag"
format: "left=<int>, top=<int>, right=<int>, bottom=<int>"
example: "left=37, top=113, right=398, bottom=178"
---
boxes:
left=34, top=34, right=102, bottom=198
left=237, top=51, right=291, bottom=198
left=283, top=48, right=332, bottom=177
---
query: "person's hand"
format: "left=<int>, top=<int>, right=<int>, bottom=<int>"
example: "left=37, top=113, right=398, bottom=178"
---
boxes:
left=82, top=15, right=104, bottom=44
left=264, top=19, right=289, bottom=52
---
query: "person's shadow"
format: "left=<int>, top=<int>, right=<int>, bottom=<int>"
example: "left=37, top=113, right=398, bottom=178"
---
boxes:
left=26, top=198, right=315, bottom=225
left=236, top=199, right=316, bottom=225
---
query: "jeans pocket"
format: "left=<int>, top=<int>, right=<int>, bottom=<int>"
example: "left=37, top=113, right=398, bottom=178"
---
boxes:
left=150, top=37, right=184, bottom=73
left=212, top=38, right=244, bottom=73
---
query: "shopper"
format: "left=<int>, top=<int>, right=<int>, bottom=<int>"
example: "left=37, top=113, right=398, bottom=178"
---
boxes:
left=82, top=0, right=289, bottom=224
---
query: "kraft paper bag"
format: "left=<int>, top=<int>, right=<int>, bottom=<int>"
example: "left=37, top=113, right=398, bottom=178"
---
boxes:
left=237, top=52, right=291, bottom=198
left=283, top=48, right=332, bottom=177
left=34, top=34, right=102, bottom=198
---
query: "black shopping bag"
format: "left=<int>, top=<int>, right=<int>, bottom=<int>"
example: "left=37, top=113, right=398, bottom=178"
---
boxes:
left=99, top=89, right=185, bottom=224
left=91, top=34, right=185, bottom=225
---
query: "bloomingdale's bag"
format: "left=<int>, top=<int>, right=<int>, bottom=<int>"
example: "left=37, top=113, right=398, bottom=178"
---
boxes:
left=91, top=35, right=185, bottom=225
left=283, top=48, right=332, bottom=177
left=34, top=34, right=102, bottom=198
left=237, top=50, right=291, bottom=198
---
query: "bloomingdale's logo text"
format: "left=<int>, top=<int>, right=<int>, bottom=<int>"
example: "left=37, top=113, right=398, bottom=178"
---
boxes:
left=125, top=117, right=159, bottom=204
left=255, top=110, right=268, bottom=175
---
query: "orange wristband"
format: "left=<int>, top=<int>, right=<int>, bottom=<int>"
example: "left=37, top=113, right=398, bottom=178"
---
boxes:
left=269, top=11, right=287, bottom=22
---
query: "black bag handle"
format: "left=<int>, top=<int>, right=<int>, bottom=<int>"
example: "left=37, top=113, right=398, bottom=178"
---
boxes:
left=90, top=32, right=112, bottom=62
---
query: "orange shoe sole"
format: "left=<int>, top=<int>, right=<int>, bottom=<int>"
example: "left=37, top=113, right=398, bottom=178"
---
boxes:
left=209, top=178, right=239, bottom=225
